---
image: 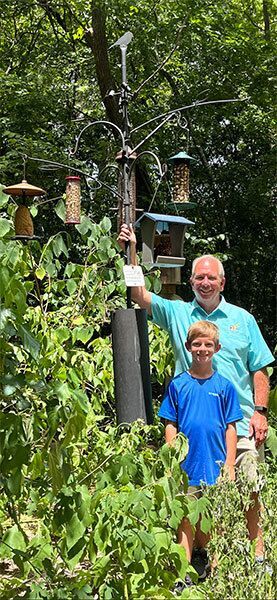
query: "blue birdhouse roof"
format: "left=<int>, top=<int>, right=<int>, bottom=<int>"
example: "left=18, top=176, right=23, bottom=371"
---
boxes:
left=135, top=212, right=194, bottom=226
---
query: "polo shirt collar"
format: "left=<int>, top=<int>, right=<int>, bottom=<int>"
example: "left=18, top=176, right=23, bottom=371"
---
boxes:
left=190, top=295, right=228, bottom=317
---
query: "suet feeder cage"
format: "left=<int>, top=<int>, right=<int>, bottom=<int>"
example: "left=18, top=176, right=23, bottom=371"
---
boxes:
left=65, top=175, right=81, bottom=224
left=168, top=151, right=196, bottom=209
left=3, top=179, right=45, bottom=240
left=116, top=148, right=137, bottom=230
left=135, top=212, right=194, bottom=268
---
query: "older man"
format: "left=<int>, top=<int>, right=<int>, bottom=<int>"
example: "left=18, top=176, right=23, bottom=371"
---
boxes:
left=118, top=223, right=274, bottom=566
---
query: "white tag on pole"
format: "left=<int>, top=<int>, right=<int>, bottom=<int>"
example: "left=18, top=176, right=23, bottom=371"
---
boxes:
left=123, top=265, right=145, bottom=287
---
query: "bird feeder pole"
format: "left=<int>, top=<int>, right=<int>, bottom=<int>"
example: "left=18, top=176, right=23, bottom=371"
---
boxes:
left=119, top=40, right=132, bottom=307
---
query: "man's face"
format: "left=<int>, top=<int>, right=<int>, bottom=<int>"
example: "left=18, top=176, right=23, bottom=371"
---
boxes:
left=190, top=258, right=225, bottom=309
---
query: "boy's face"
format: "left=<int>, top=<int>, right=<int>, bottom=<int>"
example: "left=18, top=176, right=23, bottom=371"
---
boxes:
left=185, top=335, right=221, bottom=364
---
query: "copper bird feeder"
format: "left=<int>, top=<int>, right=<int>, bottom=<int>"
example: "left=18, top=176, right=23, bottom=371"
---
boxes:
left=65, top=175, right=81, bottom=224
left=3, top=179, right=45, bottom=240
left=168, top=151, right=196, bottom=209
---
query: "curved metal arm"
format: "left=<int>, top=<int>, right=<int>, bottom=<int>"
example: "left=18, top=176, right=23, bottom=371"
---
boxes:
left=71, top=120, right=125, bottom=156
left=26, top=156, right=124, bottom=201
left=131, top=113, right=178, bottom=154
left=131, top=97, right=245, bottom=136
left=128, top=150, right=164, bottom=179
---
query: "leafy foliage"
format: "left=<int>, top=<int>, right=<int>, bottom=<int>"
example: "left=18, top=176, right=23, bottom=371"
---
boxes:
left=0, top=1, right=276, bottom=597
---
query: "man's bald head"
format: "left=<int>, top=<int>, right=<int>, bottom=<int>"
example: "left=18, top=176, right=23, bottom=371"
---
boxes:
left=191, top=255, right=225, bottom=279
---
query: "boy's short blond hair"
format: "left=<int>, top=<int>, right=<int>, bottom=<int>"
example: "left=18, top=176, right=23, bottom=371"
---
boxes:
left=187, top=321, right=220, bottom=346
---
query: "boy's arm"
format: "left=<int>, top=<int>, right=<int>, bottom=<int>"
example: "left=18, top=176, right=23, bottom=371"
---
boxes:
left=224, top=422, right=237, bottom=480
left=165, top=419, right=178, bottom=445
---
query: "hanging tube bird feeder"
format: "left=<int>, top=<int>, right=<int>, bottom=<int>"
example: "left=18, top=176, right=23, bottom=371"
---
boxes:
left=168, top=151, right=196, bottom=209
left=65, top=175, right=81, bottom=224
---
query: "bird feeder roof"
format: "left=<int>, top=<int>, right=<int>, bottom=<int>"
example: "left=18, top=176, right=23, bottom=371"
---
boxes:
left=136, top=212, right=194, bottom=226
left=168, top=151, right=196, bottom=162
left=3, top=179, right=46, bottom=197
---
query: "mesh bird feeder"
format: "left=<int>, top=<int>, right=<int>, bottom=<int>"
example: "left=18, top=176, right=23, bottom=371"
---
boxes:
left=168, top=151, right=196, bottom=208
left=3, top=179, right=45, bottom=240
left=65, top=175, right=81, bottom=224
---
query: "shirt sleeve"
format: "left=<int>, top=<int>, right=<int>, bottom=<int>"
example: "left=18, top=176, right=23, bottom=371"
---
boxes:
left=247, top=314, right=275, bottom=372
left=150, top=293, right=173, bottom=330
left=224, top=381, right=243, bottom=424
left=158, top=380, right=178, bottom=422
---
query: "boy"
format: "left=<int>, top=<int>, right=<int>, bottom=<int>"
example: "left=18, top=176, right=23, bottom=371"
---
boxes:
left=158, top=321, right=243, bottom=590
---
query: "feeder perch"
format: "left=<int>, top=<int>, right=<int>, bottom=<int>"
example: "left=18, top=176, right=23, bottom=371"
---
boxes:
left=116, top=148, right=137, bottom=230
left=135, top=212, right=194, bottom=268
left=168, top=151, right=196, bottom=209
left=3, top=179, right=45, bottom=240
left=65, top=175, right=81, bottom=224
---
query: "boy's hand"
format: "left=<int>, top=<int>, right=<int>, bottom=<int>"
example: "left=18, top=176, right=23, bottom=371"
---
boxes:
left=117, top=223, right=136, bottom=252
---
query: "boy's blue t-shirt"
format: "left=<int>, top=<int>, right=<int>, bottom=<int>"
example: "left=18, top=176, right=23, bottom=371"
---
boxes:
left=158, top=370, right=243, bottom=486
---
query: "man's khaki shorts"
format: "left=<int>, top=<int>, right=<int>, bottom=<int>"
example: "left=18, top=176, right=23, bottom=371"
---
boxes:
left=235, top=435, right=264, bottom=489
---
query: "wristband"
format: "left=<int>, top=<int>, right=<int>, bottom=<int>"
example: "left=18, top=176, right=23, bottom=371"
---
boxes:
left=254, top=406, right=268, bottom=416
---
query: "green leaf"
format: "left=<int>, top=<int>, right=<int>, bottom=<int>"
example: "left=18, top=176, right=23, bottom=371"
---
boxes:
left=169, top=542, right=188, bottom=579
left=76, top=216, right=92, bottom=236
left=54, top=198, right=66, bottom=221
left=30, top=205, right=38, bottom=217
left=55, top=326, right=71, bottom=343
left=0, top=307, right=13, bottom=331
left=0, top=185, right=10, bottom=208
left=52, top=234, right=68, bottom=258
left=48, top=444, right=63, bottom=493
left=0, top=217, right=11, bottom=237
left=66, top=514, right=86, bottom=551
left=66, top=278, right=77, bottom=294
left=2, top=525, right=26, bottom=552
left=265, top=425, right=277, bottom=457
left=153, top=527, right=171, bottom=556
left=35, top=266, right=46, bottom=280
left=18, top=324, right=40, bottom=359
left=269, top=386, right=277, bottom=417
left=72, top=326, right=94, bottom=344
left=100, top=216, right=111, bottom=233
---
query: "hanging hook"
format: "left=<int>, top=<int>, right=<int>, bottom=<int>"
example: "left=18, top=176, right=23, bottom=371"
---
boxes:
left=22, top=154, right=28, bottom=179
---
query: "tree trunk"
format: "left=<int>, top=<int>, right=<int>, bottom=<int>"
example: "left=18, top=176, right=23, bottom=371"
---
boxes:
left=262, top=1, right=270, bottom=40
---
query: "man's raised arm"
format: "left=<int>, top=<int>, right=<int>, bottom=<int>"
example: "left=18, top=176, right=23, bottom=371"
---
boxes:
left=117, top=224, right=152, bottom=315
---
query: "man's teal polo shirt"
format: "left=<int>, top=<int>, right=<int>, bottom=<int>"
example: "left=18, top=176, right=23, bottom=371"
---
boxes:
left=151, top=294, right=274, bottom=437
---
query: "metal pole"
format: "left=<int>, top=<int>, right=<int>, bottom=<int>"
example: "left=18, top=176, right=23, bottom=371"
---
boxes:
left=120, top=43, right=132, bottom=307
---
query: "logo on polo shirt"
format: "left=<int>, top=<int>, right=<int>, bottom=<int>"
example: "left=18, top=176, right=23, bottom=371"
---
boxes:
left=230, top=323, right=239, bottom=330
left=208, top=392, right=220, bottom=397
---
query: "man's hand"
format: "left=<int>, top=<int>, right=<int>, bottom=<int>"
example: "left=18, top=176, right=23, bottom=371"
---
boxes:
left=117, top=223, right=136, bottom=252
left=249, top=412, right=268, bottom=448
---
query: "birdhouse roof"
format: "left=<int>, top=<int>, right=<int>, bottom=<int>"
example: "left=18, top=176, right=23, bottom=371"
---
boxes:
left=168, top=151, right=196, bottom=162
left=3, top=179, right=46, bottom=197
left=136, top=212, right=194, bottom=226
